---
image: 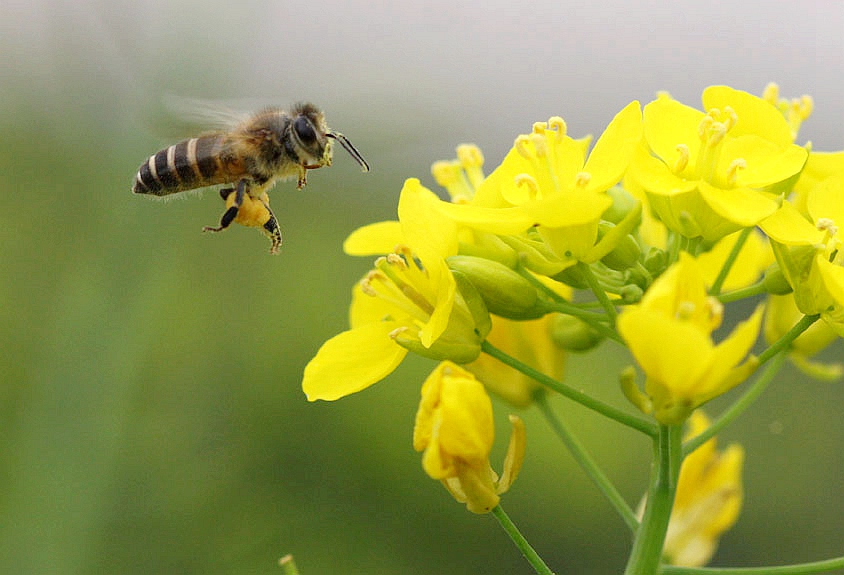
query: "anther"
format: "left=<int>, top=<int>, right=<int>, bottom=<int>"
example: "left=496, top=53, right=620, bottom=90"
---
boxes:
left=726, top=158, right=746, bottom=186
left=532, top=121, right=547, bottom=135
left=432, top=161, right=460, bottom=187
left=547, top=116, right=567, bottom=140
left=457, top=144, right=484, bottom=169
left=515, top=135, right=533, bottom=159
left=575, top=171, right=592, bottom=187
left=514, top=174, right=540, bottom=199
left=762, top=83, right=780, bottom=105
left=817, top=217, right=839, bottom=237
left=673, top=144, right=690, bottom=173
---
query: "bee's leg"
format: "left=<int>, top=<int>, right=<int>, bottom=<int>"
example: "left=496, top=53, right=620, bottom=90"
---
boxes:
left=203, top=181, right=247, bottom=233
left=296, top=165, right=308, bottom=189
left=259, top=198, right=283, bottom=255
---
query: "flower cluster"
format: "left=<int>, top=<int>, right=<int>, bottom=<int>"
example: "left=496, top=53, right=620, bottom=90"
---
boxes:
left=301, top=83, right=842, bottom=572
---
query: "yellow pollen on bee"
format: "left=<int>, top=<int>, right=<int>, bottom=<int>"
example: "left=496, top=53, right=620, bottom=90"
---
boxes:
left=514, top=173, right=540, bottom=199
left=575, top=171, right=592, bottom=187
left=726, top=158, right=746, bottom=186
left=673, top=144, right=690, bottom=173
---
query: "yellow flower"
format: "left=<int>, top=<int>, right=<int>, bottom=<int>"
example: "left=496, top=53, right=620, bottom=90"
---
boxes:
left=760, top=173, right=844, bottom=335
left=413, top=362, right=526, bottom=514
left=617, top=253, right=763, bottom=424
left=628, top=86, right=807, bottom=243
left=433, top=102, right=643, bottom=269
left=302, top=181, right=487, bottom=401
left=662, top=411, right=744, bottom=567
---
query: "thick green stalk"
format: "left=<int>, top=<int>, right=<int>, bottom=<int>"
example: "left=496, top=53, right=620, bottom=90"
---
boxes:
left=624, top=425, right=683, bottom=575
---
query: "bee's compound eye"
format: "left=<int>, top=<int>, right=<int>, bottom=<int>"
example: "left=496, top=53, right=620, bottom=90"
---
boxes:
left=294, top=116, right=317, bottom=144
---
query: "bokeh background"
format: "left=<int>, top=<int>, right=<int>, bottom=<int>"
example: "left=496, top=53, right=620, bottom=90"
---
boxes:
left=2, top=1, right=843, bottom=573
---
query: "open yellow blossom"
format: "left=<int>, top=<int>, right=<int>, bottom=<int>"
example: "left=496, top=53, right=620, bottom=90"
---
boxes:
left=628, top=86, right=807, bottom=243
left=760, top=173, right=844, bottom=335
left=413, top=362, right=526, bottom=514
left=432, top=102, right=643, bottom=269
left=302, top=181, right=487, bottom=401
left=618, top=254, right=763, bottom=424
left=663, top=411, right=744, bottom=567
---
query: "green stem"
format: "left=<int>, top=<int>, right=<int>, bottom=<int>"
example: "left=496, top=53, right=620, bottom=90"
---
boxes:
left=683, top=352, right=786, bottom=456
left=758, top=314, right=820, bottom=365
left=492, top=505, right=556, bottom=575
left=536, top=394, right=639, bottom=532
left=482, top=340, right=658, bottom=437
left=624, top=425, right=683, bottom=575
left=660, top=556, right=844, bottom=575
left=709, top=228, right=752, bottom=296
left=517, top=268, right=624, bottom=344
left=717, top=281, right=768, bottom=304
left=546, top=301, right=624, bottom=344
left=578, top=261, right=619, bottom=325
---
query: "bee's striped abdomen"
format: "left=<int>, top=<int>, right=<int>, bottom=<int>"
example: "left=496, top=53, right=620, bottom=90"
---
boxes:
left=133, top=134, right=232, bottom=196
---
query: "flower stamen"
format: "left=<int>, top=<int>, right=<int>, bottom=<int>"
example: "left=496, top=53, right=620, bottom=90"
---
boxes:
left=725, top=158, right=746, bottom=187
left=673, top=144, right=690, bottom=173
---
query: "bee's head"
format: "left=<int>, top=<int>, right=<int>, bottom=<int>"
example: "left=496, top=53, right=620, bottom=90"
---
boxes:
left=292, top=102, right=370, bottom=172
left=289, top=103, right=332, bottom=167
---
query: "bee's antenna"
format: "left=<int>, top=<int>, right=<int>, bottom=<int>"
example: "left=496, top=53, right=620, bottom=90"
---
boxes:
left=327, top=132, right=370, bottom=172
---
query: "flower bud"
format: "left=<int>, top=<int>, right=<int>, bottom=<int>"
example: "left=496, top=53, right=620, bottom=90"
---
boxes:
left=762, top=262, right=793, bottom=295
left=598, top=223, right=642, bottom=271
left=550, top=314, right=604, bottom=352
left=447, top=255, right=546, bottom=319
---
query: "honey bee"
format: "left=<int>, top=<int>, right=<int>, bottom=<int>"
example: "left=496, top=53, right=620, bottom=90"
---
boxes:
left=132, top=102, right=369, bottom=254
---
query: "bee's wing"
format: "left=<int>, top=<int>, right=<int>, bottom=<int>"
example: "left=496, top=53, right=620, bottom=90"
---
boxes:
left=160, top=94, right=253, bottom=134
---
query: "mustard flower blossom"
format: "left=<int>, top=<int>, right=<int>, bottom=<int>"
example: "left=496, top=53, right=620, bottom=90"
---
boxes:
left=628, top=86, right=807, bottom=243
left=413, top=361, right=526, bottom=513
left=617, top=253, right=763, bottom=424
left=432, top=102, right=643, bottom=270
left=761, top=174, right=844, bottom=335
left=302, top=180, right=487, bottom=401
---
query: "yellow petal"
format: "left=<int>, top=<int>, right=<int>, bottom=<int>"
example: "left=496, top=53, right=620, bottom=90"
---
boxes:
left=583, top=100, right=643, bottom=193
left=759, top=201, right=824, bottom=245
left=398, top=178, right=459, bottom=257
left=696, top=182, right=779, bottom=228
left=343, top=221, right=403, bottom=255
left=702, top=85, right=793, bottom=146
left=643, top=96, right=704, bottom=165
left=302, top=322, right=408, bottom=401
left=808, top=172, right=844, bottom=224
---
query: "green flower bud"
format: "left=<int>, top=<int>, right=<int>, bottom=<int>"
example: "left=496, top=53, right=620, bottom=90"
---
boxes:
left=762, top=262, right=793, bottom=295
left=447, top=255, right=545, bottom=319
left=598, top=222, right=642, bottom=271
left=550, top=314, right=604, bottom=352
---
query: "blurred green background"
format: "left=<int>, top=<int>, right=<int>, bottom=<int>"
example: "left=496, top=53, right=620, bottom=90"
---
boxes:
left=2, top=1, right=843, bottom=574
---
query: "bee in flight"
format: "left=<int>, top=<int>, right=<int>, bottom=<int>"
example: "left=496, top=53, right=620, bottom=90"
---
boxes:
left=132, top=102, right=369, bottom=254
